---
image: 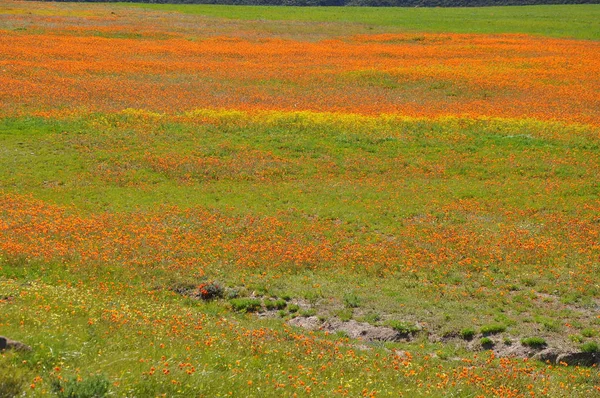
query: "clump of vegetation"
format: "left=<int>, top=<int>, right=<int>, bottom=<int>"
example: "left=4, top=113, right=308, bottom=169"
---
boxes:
left=480, top=337, right=494, bottom=349
left=581, top=328, right=597, bottom=338
left=361, top=312, right=381, bottom=325
left=287, top=304, right=300, bottom=313
left=264, top=299, right=287, bottom=310
left=229, top=298, right=262, bottom=313
left=0, top=363, right=30, bottom=398
left=196, top=281, right=224, bottom=301
left=51, top=374, right=110, bottom=398
left=536, top=317, right=560, bottom=332
left=299, top=308, right=317, bottom=317
left=386, top=320, right=420, bottom=335
left=521, top=337, right=547, bottom=348
left=481, top=324, right=506, bottom=336
left=279, top=293, right=292, bottom=301
left=343, top=293, right=360, bottom=308
left=569, top=334, right=584, bottom=344
left=460, top=328, right=476, bottom=340
left=336, top=308, right=353, bottom=322
left=581, top=342, right=599, bottom=353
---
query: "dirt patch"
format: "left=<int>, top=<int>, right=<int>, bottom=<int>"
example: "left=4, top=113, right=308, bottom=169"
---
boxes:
left=288, top=317, right=412, bottom=342
left=288, top=316, right=321, bottom=331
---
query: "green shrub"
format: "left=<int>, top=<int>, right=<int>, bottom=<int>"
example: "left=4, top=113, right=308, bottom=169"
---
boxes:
left=229, top=298, right=262, bottom=313
left=51, top=374, right=110, bottom=398
left=581, top=342, right=599, bottom=353
left=521, top=337, right=547, bottom=348
left=460, top=328, right=476, bottom=340
left=481, top=324, right=506, bottom=336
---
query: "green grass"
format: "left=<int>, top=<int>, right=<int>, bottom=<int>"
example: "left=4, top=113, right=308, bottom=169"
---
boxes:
left=1, top=111, right=599, bottom=395
left=2, top=3, right=600, bottom=395
left=121, top=4, right=600, bottom=40
left=521, top=337, right=547, bottom=348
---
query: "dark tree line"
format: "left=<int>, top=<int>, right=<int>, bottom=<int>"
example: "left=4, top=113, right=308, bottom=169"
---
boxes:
left=46, top=0, right=600, bottom=6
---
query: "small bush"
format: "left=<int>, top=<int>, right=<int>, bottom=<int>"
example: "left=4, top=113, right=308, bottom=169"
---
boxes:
left=521, top=337, right=547, bottom=348
left=229, top=298, right=262, bottom=313
left=581, top=342, right=599, bottom=353
left=480, top=337, right=494, bottom=348
left=196, top=281, right=224, bottom=301
left=481, top=324, right=506, bottom=336
left=460, top=328, right=476, bottom=340
left=51, top=374, right=110, bottom=398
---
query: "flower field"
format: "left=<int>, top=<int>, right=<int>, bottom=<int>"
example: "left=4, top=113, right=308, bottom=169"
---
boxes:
left=1, top=1, right=599, bottom=396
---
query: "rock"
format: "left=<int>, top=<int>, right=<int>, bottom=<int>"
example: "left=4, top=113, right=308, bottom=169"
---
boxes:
left=556, top=352, right=599, bottom=367
left=493, top=343, right=536, bottom=359
left=322, top=320, right=407, bottom=342
left=0, top=336, right=31, bottom=352
left=532, top=348, right=561, bottom=364
left=288, top=316, right=321, bottom=331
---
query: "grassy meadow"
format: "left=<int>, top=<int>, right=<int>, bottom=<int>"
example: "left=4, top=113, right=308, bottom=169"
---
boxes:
left=1, top=1, right=599, bottom=396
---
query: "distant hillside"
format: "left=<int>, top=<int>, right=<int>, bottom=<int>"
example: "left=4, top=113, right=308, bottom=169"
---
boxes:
left=46, top=0, right=600, bottom=7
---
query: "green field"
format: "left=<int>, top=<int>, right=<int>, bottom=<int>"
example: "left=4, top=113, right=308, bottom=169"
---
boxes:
left=124, top=3, right=600, bottom=39
left=1, top=2, right=599, bottom=397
